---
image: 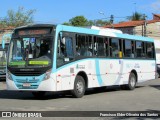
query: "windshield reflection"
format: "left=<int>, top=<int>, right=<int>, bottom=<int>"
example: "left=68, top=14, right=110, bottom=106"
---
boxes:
left=0, top=50, right=6, bottom=67
left=8, top=36, right=53, bottom=68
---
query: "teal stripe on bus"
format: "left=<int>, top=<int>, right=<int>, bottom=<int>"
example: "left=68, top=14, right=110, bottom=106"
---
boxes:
left=95, top=59, right=103, bottom=85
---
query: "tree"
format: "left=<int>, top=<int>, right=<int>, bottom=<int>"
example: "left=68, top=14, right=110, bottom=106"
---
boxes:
left=86, top=20, right=94, bottom=26
left=127, top=12, right=145, bottom=21
left=63, top=16, right=88, bottom=26
left=86, top=20, right=110, bottom=26
left=0, top=7, right=35, bottom=28
left=63, top=15, right=110, bottom=27
left=94, top=19, right=110, bottom=26
left=62, top=22, right=71, bottom=26
left=69, top=16, right=88, bottom=26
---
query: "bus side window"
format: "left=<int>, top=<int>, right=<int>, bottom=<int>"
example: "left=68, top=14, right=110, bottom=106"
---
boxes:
left=136, top=41, right=145, bottom=58
left=61, top=37, right=73, bottom=58
left=110, top=38, right=119, bottom=57
left=76, top=35, right=93, bottom=57
left=97, top=37, right=105, bottom=56
left=76, top=35, right=85, bottom=56
left=93, top=36, right=97, bottom=56
left=105, top=38, right=109, bottom=57
left=109, top=38, right=112, bottom=56
left=131, top=41, right=135, bottom=58
left=124, top=40, right=133, bottom=58
left=86, top=35, right=93, bottom=56
left=66, top=37, right=74, bottom=58
left=146, top=42, right=154, bottom=58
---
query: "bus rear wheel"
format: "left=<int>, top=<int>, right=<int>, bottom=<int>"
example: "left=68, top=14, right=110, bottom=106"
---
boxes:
left=127, top=73, right=137, bottom=90
left=121, top=73, right=137, bottom=90
left=32, top=91, right=46, bottom=98
left=71, top=75, right=85, bottom=98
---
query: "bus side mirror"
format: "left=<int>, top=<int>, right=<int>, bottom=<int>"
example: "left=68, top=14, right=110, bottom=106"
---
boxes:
left=119, top=51, right=122, bottom=58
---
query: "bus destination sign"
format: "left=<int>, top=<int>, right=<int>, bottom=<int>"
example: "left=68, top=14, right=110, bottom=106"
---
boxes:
left=18, top=29, right=50, bottom=36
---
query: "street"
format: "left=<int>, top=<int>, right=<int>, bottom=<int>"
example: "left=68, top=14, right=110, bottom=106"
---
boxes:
left=0, top=78, right=160, bottom=119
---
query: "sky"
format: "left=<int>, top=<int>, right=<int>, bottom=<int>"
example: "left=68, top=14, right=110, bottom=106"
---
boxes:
left=0, top=0, right=160, bottom=24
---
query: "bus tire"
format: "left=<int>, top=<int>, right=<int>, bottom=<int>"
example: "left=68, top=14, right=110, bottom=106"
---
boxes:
left=126, top=72, right=137, bottom=90
left=32, top=91, right=46, bottom=98
left=71, top=75, right=85, bottom=98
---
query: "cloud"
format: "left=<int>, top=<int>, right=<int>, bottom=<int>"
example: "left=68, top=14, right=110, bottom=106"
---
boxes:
left=151, top=0, right=160, bottom=11
left=140, top=0, right=160, bottom=14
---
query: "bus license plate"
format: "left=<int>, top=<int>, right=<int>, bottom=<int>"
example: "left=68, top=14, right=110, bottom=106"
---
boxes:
left=23, top=83, right=31, bottom=87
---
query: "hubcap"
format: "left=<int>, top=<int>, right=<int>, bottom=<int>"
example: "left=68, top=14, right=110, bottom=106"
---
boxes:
left=130, top=77, right=136, bottom=87
left=76, top=81, right=84, bottom=94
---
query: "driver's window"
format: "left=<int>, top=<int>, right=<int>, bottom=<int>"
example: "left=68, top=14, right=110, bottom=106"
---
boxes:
left=57, top=32, right=74, bottom=67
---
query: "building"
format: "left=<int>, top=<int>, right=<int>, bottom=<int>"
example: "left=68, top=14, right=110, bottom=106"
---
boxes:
left=104, top=14, right=160, bottom=40
left=0, top=26, right=14, bottom=43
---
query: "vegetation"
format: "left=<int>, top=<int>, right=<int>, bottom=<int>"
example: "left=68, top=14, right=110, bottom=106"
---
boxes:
left=0, top=7, right=146, bottom=29
left=0, top=7, right=35, bottom=28
left=127, top=12, right=145, bottom=21
left=69, top=16, right=88, bottom=26
left=63, top=15, right=110, bottom=27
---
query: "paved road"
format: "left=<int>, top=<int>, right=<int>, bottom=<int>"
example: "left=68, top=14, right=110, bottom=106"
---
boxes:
left=0, top=78, right=160, bottom=120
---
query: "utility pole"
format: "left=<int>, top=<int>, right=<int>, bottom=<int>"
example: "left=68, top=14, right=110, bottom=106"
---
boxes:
left=142, top=24, right=144, bottom=36
left=110, top=15, right=114, bottom=28
left=143, top=14, right=147, bottom=37
left=98, top=12, right=114, bottom=28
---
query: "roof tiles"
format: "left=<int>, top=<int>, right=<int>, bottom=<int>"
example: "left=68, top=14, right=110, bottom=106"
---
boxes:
left=105, top=20, right=160, bottom=28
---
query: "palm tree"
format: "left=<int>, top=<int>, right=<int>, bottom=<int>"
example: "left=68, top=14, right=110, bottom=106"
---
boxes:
left=127, top=12, right=145, bottom=21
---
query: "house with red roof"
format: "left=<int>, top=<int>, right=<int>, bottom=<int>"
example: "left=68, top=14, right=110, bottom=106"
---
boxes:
left=104, top=14, right=160, bottom=40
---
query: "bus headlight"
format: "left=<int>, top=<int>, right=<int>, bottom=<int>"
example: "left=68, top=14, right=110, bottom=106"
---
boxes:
left=44, top=69, right=51, bottom=80
left=7, top=70, right=13, bottom=80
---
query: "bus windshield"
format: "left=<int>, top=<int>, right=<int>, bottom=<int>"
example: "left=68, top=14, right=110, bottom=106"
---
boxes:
left=8, top=36, right=53, bottom=68
left=0, top=50, right=6, bottom=67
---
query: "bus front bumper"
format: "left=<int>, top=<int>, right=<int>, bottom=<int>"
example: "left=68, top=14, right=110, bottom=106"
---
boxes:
left=6, top=77, right=57, bottom=91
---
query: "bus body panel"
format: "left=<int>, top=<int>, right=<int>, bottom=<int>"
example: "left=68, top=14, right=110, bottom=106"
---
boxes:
left=54, top=58, right=156, bottom=91
left=7, top=58, right=156, bottom=91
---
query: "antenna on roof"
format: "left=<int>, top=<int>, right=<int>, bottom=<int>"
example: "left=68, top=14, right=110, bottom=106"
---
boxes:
left=134, top=3, right=137, bottom=13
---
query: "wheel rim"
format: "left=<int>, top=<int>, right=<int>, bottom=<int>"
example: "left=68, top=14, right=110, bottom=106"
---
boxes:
left=76, top=80, right=84, bottom=94
left=130, top=76, right=136, bottom=87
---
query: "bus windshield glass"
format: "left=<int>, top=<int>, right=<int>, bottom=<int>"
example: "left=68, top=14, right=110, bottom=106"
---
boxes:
left=8, top=36, right=53, bottom=68
left=0, top=50, right=7, bottom=67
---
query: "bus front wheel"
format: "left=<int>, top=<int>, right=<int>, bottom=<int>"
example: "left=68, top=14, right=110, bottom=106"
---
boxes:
left=71, top=75, right=85, bottom=98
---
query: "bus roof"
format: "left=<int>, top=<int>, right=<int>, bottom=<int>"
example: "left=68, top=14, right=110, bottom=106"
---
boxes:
left=13, top=24, right=154, bottom=42
left=56, top=24, right=154, bottom=42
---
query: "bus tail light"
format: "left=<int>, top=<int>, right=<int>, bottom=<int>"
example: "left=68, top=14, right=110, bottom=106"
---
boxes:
left=7, top=70, right=13, bottom=80
left=44, top=69, right=51, bottom=80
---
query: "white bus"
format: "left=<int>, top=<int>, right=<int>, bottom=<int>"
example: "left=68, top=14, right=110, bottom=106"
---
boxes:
left=6, top=24, right=156, bottom=98
left=0, top=33, right=11, bottom=79
left=154, top=39, right=160, bottom=76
